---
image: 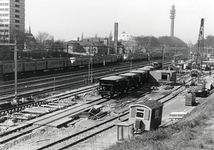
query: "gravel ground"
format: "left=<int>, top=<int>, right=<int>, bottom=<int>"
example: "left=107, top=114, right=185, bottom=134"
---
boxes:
left=1, top=85, right=175, bottom=150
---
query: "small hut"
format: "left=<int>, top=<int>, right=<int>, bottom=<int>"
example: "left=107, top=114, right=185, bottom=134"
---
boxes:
left=149, top=70, right=176, bottom=85
left=129, top=100, right=163, bottom=133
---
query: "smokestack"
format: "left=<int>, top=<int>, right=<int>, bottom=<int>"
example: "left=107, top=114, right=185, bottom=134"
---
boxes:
left=170, top=5, right=176, bottom=37
left=114, top=23, right=118, bottom=54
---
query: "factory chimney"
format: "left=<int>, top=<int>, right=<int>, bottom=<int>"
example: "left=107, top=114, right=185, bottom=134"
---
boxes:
left=170, top=5, right=176, bottom=37
left=114, top=23, right=118, bottom=54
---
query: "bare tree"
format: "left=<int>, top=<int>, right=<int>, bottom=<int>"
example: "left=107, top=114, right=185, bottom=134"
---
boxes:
left=36, top=32, right=51, bottom=50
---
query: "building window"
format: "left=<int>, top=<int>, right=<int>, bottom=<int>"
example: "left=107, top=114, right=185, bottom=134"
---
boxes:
left=1, top=19, right=9, bottom=22
left=136, top=109, right=144, bottom=118
left=0, top=14, right=8, bottom=16
left=15, top=15, right=20, bottom=18
left=0, top=8, right=9, bottom=11
left=161, top=74, right=167, bottom=80
left=15, top=4, right=19, bottom=7
left=0, top=30, right=8, bottom=32
left=15, top=0, right=20, bottom=2
left=15, top=9, right=20, bottom=12
left=0, top=3, right=9, bottom=6
left=15, top=25, right=20, bottom=28
left=0, top=24, right=9, bottom=27
left=15, top=20, right=20, bottom=23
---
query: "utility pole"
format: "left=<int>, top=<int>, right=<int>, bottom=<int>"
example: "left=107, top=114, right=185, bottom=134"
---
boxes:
left=88, top=46, right=90, bottom=84
left=162, top=45, right=165, bottom=69
left=14, top=39, right=17, bottom=100
left=67, top=43, right=69, bottom=67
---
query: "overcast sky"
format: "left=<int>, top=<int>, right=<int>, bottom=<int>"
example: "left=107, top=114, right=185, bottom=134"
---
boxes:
left=25, top=0, right=214, bottom=44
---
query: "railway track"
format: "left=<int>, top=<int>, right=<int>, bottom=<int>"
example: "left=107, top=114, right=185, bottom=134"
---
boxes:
left=0, top=60, right=171, bottom=102
left=0, top=58, right=171, bottom=90
left=0, top=61, right=144, bottom=98
left=0, top=73, right=192, bottom=149
left=0, top=84, right=98, bottom=115
left=34, top=74, right=193, bottom=150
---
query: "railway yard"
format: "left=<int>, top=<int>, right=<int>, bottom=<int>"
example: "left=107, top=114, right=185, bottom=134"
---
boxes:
left=0, top=1, right=213, bottom=149
left=1, top=58, right=214, bottom=150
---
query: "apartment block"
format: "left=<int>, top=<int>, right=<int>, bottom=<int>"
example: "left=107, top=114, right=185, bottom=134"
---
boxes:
left=0, top=0, right=25, bottom=43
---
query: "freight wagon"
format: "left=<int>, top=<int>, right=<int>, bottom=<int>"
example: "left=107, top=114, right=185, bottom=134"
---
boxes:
left=0, top=51, right=164, bottom=76
left=98, top=64, right=158, bottom=98
left=119, top=73, right=141, bottom=90
left=99, top=76, right=127, bottom=98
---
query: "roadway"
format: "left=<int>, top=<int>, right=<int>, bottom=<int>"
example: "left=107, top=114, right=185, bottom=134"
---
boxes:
left=161, top=73, right=214, bottom=126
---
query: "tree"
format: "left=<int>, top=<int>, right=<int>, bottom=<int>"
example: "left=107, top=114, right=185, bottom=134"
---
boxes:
left=36, top=32, right=52, bottom=50
left=204, top=35, right=214, bottom=47
left=158, top=36, right=187, bottom=47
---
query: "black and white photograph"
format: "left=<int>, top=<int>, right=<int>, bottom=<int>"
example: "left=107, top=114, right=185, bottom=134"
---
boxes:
left=0, top=0, right=214, bottom=149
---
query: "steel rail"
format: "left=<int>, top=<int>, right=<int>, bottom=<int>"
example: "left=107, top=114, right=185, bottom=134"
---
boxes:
left=35, top=75, right=192, bottom=150
left=0, top=61, right=171, bottom=102
left=0, top=73, right=189, bottom=145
